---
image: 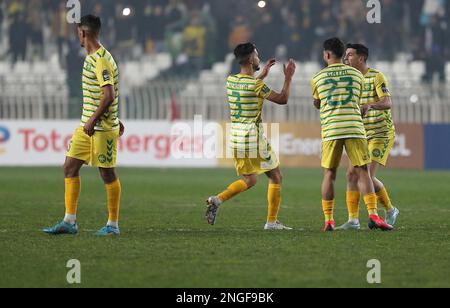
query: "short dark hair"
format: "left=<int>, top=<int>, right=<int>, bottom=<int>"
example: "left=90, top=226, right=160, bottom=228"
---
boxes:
left=78, top=15, right=102, bottom=37
left=346, top=43, right=369, bottom=62
left=323, top=37, right=345, bottom=59
left=234, top=43, right=256, bottom=65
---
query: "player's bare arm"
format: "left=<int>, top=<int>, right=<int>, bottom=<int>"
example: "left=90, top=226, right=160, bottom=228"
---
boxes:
left=267, top=59, right=296, bottom=105
left=84, top=85, right=115, bottom=136
left=361, top=96, right=393, bottom=117
left=257, top=58, right=276, bottom=80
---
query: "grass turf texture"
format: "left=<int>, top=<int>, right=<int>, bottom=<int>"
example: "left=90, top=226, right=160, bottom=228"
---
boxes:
left=0, top=167, right=449, bottom=288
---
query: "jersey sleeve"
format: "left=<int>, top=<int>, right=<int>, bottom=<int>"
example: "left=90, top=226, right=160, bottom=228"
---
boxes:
left=95, top=57, right=115, bottom=87
left=358, top=73, right=365, bottom=103
left=255, top=79, right=272, bottom=99
left=311, top=78, right=319, bottom=100
left=375, top=72, right=391, bottom=98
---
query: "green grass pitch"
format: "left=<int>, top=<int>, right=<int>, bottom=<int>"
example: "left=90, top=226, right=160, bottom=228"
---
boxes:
left=0, top=167, right=449, bottom=288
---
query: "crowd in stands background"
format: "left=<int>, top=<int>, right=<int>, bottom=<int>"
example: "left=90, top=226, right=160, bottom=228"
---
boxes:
left=0, top=0, right=448, bottom=81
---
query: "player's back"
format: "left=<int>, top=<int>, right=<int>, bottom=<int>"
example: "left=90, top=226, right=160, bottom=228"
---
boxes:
left=226, top=74, right=266, bottom=125
left=226, top=74, right=271, bottom=152
left=311, top=64, right=366, bottom=141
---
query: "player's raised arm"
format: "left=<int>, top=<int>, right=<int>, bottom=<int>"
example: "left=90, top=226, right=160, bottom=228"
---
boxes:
left=266, top=59, right=296, bottom=105
left=257, top=58, right=276, bottom=80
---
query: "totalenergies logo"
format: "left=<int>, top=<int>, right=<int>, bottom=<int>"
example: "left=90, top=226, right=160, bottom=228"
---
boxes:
left=0, top=126, right=11, bottom=154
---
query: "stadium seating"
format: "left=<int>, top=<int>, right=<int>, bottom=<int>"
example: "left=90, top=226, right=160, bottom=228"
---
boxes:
left=172, top=57, right=450, bottom=124
left=1, top=51, right=450, bottom=123
left=410, top=61, right=426, bottom=82
left=446, top=63, right=450, bottom=82
left=0, top=50, right=173, bottom=118
left=119, top=53, right=172, bottom=93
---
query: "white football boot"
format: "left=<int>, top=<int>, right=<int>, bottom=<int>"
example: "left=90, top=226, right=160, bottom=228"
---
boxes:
left=264, top=221, right=293, bottom=230
left=385, top=207, right=400, bottom=226
left=335, top=220, right=361, bottom=231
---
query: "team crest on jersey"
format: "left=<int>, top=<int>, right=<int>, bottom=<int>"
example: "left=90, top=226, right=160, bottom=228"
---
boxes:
left=103, top=70, right=110, bottom=82
left=372, top=149, right=381, bottom=158
left=381, top=83, right=389, bottom=94
left=98, top=154, right=107, bottom=164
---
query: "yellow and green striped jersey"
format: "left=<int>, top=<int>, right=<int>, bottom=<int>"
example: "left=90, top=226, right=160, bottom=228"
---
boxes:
left=311, top=63, right=366, bottom=142
left=360, top=68, right=395, bottom=139
left=226, top=74, right=272, bottom=152
left=81, top=45, right=119, bottom=131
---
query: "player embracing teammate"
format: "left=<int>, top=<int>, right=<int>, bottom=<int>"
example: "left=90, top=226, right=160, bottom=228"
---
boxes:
left=337, top=43, right=400, bottom=231
left=311, top=38, right=396, bottom=231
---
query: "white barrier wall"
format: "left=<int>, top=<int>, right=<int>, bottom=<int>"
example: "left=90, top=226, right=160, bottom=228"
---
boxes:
left=0, top=121, right=219, bottom=167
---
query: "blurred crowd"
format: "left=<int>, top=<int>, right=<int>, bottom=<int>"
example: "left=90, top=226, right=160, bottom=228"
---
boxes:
left=0, top=0, right=448, bottom=80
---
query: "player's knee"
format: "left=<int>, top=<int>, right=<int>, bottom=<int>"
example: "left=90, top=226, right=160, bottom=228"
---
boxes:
left=272, top=172, right=283, bottom=185
left=347, top=169, right=358, bottom=184
left=99, top=168, right=117, bottom=184
left=64, top=162, right=77, bottom=178
left=325, top=169, right=337, bottom=181
left=244, top=176, right=258, bottom=189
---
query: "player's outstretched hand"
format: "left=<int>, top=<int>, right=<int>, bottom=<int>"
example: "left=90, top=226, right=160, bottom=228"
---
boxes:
left=284, top=59, right=296, bottom=79
left=258, top=58, right=276, bottom=80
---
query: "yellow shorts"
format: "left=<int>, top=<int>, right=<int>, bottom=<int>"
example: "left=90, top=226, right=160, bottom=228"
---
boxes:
left=368, top=136, right=395, bottom=166
left=233, top=142, right=279, bottom=176
left=322, top=138, right=371, bottom=169
left=66, top=126, right=119, bottom=168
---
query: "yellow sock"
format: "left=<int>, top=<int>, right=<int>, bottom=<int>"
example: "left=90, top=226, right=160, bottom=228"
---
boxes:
left=347, top=191, right=360, bottom=220
left=218, top=180, right=248, bottom=202
left=376, top=187, right=394, bottom=211
left=267, top=184, right=281, bottom=223
left=65, top=177, right=81, bottom=215
left=106, top=179, right=121, bottom=223
left=364, top=193, right=378, bottom=215
left=322, top=200, right=335, bottom=222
